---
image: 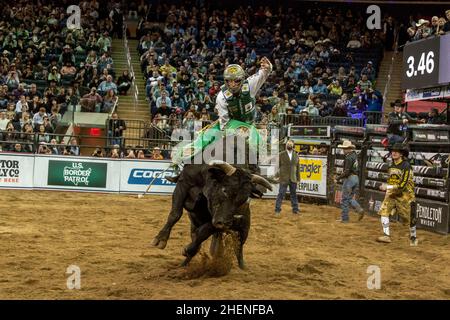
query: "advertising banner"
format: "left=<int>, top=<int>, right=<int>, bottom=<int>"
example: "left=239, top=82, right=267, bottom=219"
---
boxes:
left=0, top=153, right=34, bottom=189
left=415, top=199, right=450, bottom=234
left=119, top=160, right=176, bottom=194
left=33, top=155, right=120, bottom=192
left=47, top=160, right=107, bottom=188
left=297, top=156, right=327, bottom=198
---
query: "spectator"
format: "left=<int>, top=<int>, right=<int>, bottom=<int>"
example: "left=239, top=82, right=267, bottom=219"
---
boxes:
left=156, top=90, right=172, bottom=109
left=328, top=80, right=343, bottom=96
left=365, top=89, right=382, bottom=112
left=92, top=147, right=104, bottom=157
left=299, top=80, right=314, bottom=95
left=36, top=124, right=50, bottom=143
left=150, top=146, right=164, bottom=160
left=49, top=139, right=60, bottom=155
left=48, top=66, right=61, bottom=84
left=125, top=148, right=136, bottom=158
left=431, top=16, right=440, bottom=35
left=383, top=16, right=396, bottom=50
left=108, top=112, right=126, bottom=147
left=332, top=100, right=348, bottom=117
left=102, top=89, right=118, bottom=113
left=437, top=17, right=447, bottom=35
left=347, top=35, right=362, bottom=49
left=137, top=150, right=146, bottom=159
left=33, top=107, right=47, bottom=127
left=361, top=61, right=376, bottom=82
left=357, top=74, right=372, bottom=91
left=445, top=10, right=450, bottom=33
left=68, top=138, right=80, bottom=156
left=98, top=75, right=118, bottom=96
left=13, top=143, right=24, bottom=153
left=117, top=70, right=133, bottom=95
left=155, top=100, right=172, bottom=117
left=312, top=79, right=328, bottom=95
left=81, top=87, right=103, bottom=112
left=427, top=108, right=445, bottom=124
left=60, top=61, right=77, bottom=78
left=304, top=102, right=320, bottom=116
left=110, top=145, right=120, bottom=158
left=0, top=111, right=9, bottom=131
left=49, top=106, right=62, bottom=129
left=15, top=95, right=29, bottom=114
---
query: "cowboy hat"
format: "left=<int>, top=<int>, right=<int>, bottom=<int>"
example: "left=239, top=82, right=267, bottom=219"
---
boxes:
left=337, top=140, right=356, bottom=149
left=389, top=143, right=409, bottom=158
left=416, top=19, right=430, bottom=27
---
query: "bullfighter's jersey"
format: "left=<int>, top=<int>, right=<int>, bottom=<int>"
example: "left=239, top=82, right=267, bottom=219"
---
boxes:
left=387, top=158, right=415, bottom=200
left=216, top=65, right=272, bottom=130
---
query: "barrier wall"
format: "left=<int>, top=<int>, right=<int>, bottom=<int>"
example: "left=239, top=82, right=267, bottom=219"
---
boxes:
left=0, top=153, right=34, bottom=189
left=33, top=155, right=121, bottom=192
left=0, top=153, right=279, bottom=198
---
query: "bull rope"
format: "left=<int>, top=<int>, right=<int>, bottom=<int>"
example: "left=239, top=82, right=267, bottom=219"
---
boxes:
left=138, top=165, right=176, bottom=198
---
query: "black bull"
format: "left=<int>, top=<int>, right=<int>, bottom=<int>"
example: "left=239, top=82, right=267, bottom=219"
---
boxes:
left=152, top=161, right=273, bottom=268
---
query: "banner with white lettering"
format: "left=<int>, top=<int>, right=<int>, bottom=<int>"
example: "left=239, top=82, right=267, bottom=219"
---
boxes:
left=119, top=160, right=177, bottom=194
left=297, top=156, right=328, bottom=198
left=415, top=199, right=449, bottom=234
left=33, top=155, right=120, bottom=192
left=0, top=153, right=34, bottom=188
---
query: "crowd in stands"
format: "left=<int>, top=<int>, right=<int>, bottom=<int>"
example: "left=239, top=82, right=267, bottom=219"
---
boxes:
left=1, top=1, right=449, bottom=158
left=0, top=0, right=134, bottom=153
left=403, top=9, right=450, bottom=43
left=137, top=3, right=390, bottom=138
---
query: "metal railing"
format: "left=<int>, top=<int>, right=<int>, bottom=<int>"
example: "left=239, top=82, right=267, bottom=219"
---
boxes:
left=381, top=29, right=401, bottom=119
left=282, top=114, right=364, bottom=127
left=0, top=130, right=177, bottom=159
left=123, top=18, right=139, bottom=113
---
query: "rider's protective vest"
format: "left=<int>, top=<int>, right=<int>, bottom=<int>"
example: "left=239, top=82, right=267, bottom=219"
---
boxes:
left=221, top=81, right=256, bottom=124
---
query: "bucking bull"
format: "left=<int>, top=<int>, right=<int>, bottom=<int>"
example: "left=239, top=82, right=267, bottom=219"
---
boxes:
left=152, top=161, right=272, bottom=269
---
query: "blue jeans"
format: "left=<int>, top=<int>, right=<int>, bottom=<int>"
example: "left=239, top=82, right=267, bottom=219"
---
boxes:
left=387, top=134, right=405, bottom=145
left=275, top=182, right=299, bottom=213
left=341, top=175, right=362, bottom=220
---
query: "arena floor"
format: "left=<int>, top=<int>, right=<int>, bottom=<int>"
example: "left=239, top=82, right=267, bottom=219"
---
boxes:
left=0, top=190, right=449, bottom=300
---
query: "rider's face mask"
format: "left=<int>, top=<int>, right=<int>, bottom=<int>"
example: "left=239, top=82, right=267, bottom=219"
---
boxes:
left=226, top=79, right=243, bottom=94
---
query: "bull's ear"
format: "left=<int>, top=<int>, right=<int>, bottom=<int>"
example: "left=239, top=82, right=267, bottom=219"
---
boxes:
left=208, top=167, right=226, bottom=182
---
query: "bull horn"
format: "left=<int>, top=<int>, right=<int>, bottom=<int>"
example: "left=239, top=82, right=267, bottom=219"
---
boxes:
left=208, top=160, right=236, bottom=176
left=251, top=174, right=273, bottom=191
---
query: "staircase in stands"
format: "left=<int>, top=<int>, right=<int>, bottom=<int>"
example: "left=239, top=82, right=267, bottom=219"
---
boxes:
left=375, top=50, right=404, bottom=114
left=111, top=38, right=149, bottom=121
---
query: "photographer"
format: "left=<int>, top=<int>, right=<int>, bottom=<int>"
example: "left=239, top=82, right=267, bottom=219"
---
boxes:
left=48, top=66, right=61, bottom=84
left=37, top=142, right=52, bottom=155
left=5, top=69, right=20, bottom=91
left=92, top=146, right=104, bottom=157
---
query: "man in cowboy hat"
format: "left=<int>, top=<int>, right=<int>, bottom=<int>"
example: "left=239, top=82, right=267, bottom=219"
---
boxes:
left=377, top=143, right=418, bottom=246
left=335, top=140, right=364, bottom=223
left=415, top=19, right=432, bottom=40
left=387, top=100, right=424, bottom=146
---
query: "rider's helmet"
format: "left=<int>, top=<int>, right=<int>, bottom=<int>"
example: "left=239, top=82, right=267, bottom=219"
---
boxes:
left=223, top=64, right=245, bottom=94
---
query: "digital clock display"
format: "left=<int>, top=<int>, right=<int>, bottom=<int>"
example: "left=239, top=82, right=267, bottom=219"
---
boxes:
left=402, top=36, right=440, bottom=90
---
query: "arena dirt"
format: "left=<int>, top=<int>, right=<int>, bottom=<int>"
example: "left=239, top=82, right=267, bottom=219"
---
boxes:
left=0, top=190, right=449, bottom=299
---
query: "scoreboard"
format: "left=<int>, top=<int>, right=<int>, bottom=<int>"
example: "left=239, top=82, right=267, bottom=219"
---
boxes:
left=402, top=33, right=450, bottom=90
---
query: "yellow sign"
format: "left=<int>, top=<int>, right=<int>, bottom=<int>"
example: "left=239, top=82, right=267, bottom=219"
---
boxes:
left=299, top=158, right=323, bottom=181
